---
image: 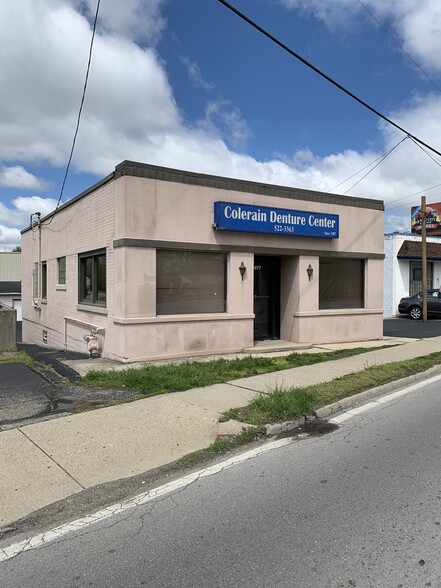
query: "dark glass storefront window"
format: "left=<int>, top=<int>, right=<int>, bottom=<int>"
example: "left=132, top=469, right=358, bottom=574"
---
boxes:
left=156, top=250, right=227, bottom=315
left=319, top=258, right=365, bottom=309
left=79, top=250, right=106, bottom=306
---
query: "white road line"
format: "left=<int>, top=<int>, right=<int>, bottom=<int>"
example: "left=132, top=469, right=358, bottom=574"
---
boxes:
left=0, top=437, right=294, bottom=563
left=329, top=372, right=441, bottom=425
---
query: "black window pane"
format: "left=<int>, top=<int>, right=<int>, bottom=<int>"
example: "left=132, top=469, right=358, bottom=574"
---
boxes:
left=319, top=258, right=364, bottom=310
left=157, top=250, right=227, bottom=315
left=79, top=250, right=106, bottom=306
left=96, top=255, right=106, bottom=303
left=41, top=261, right=47, bottom=299
left=82, top=257, right=93, bottom=302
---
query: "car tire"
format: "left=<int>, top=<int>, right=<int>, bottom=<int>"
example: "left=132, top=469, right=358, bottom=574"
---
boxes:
left=409, top=306, right=423, bottom=320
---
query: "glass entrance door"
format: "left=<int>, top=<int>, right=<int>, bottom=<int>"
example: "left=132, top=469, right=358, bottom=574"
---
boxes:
left=253, top=256, right=280, bottom=340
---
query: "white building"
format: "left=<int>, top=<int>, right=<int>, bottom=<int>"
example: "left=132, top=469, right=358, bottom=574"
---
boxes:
left=384, top=232, right=441, bottom=318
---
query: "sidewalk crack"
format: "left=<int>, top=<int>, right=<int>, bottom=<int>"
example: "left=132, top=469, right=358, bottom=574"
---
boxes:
left=17, top=428, right=85, bottom=490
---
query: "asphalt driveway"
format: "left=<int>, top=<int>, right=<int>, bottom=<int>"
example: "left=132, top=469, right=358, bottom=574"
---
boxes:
left=0, top=363, right=56, bottom=429
left=0, top=351, right=142, bottom=431
left=383, top=317, right=441, bottom=339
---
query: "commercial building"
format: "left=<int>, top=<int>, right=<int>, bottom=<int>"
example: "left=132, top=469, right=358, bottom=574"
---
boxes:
left=384, top=232, right=441, bottom=318
left=21, top=161, right=384, bottom=362
left=0, top=252, right=21, bottom=320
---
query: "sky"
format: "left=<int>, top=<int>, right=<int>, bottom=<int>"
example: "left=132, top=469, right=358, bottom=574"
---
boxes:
left=2, top=0, right=441, bottom=249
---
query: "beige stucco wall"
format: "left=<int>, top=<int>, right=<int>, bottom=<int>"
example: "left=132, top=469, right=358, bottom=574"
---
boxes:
left=115, top=175, right=383, bottom=256
left=21, top=165, right=384, bottom=362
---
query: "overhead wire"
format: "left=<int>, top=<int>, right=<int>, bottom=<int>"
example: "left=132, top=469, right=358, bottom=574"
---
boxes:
left=342, top=136, right=408, bottom=195
left=327, top=137, right=408, bottom=193
left=408, top=136, right=441, bottom=169
left=357, top=0, right=441, bottom=95
left=43, top=0, right=101, bottom=226
left=387, top=182, right=441, bottom=209
left=385, top=139, right=441, bottom=210
left=216, top=0, right=441, bottom=160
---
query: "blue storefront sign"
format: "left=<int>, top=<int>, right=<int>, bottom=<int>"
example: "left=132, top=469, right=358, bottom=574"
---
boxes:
left=213, top=201, right=339, bottom=239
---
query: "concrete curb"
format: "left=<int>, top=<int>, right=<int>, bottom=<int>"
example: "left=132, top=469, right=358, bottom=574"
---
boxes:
left=263, top=364, right=441, bottom=436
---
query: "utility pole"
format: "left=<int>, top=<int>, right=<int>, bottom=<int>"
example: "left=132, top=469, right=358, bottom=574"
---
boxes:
left=422, top=196, right=427, bottom=322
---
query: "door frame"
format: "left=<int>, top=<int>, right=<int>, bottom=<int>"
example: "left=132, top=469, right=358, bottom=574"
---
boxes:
left=253, top=255, right=281, bottom=340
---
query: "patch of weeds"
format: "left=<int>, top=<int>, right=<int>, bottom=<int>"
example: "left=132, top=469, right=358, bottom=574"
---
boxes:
left=73, top=399, right=95, bottom=412
left=313, top=353, right=441, bottom=407
left=222, top=352, right=441, bottom=426
left=0, top=350, right=35, bottom=366
left=225, top=386, right=316, bottom=426
left=207, top=426, right=265, bottom=453
left=83, top=346, right=392, bottom=396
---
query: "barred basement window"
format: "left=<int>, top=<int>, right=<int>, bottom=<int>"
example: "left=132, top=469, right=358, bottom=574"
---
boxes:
left=319, top=258, right=365, bottom=310
left=79, top=249, right=106, bottom=306
left=156, top=250, right=227, bottom=314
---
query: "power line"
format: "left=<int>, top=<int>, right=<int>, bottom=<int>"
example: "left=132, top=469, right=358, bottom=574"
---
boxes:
left=216, top=0, right=441, bottom=159
left=327, top=137, right=408, bottom=193
left=408, top=136, right=441, bottom=169
left=43, top=0, right=101, bottom=226
left=342, top=136, right=408, bottom=195
left=384, top=140, right=441, bottom=209
left=387, top=182, right=441, bottom=209
left=357, top=0, right=441, bottom=95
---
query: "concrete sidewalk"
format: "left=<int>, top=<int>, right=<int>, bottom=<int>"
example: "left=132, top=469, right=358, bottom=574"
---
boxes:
left=2, top=335, right=441, bottom=530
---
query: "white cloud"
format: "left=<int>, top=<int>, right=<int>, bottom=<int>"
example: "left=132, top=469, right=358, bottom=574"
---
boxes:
left=180, top=56, right=214, bottom=91
left=0, top=225, right=21, bottom=250
left=0, top=0, right=179, bottom=172
left=278, top=0, right=441, bottom=74
left=0, top=196, right=59, bottom=229
left=0, top=166, right=49, bottom=190
left=69, top=0, right=166, bottom=44
left=1, top=0, right=441, bottom=242
left=278, top=0, right=359, bottom=28
left=199, top=100, right=252, bottom=149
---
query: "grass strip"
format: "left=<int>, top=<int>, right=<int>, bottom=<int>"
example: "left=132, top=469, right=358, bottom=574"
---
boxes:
left=223, top=351, right=441, bottom=426
left=83, top=346, right=393, bottom=396
left=207, top=426, right=266, bottom=453
left=0, top=351, right=35, bottom=367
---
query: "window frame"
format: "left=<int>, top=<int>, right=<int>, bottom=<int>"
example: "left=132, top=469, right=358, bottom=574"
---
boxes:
left=78, top=249, right=107, bottom=307
left=319, top=257, right=365, bottom=310
left=33, top=262, right=39, bottom=300
left=57, top=256, right=66, bottom=285
left=156, top=249, right=228, bottom=315
left=41, top=261, right=47, bottom=300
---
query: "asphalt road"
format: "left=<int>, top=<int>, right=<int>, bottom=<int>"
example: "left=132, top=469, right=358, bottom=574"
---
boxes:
left=2, top=374, right=441, bottom=587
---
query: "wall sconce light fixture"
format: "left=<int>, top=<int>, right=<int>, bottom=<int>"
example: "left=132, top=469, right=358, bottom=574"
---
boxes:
left=307, top=264, right=313, bottom=281
left=239, top=261, right=246, bottom=280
